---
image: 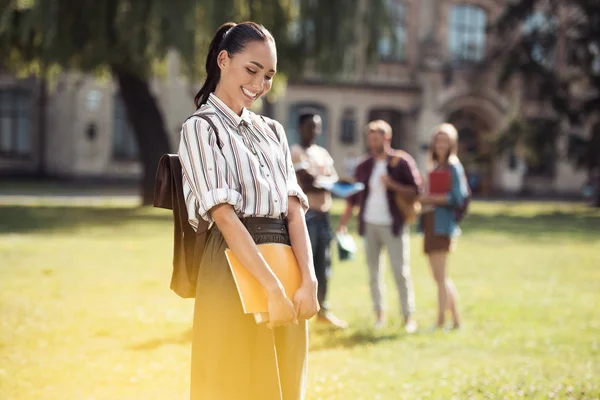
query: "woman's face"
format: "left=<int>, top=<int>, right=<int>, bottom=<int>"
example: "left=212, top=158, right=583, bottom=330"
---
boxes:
left=217, top=40, right=276, bottom=114
left=434, top=132, right=451, bottom=161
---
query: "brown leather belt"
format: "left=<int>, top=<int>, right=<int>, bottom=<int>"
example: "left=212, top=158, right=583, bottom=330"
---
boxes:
left=240, top=216, right=289, bottom=236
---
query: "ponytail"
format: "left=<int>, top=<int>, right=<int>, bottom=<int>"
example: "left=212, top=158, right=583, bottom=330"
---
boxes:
left=194, top=22, right=237, bottom=109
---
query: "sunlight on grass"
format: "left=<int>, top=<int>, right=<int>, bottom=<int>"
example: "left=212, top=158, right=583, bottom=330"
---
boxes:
left=1, top=200, right=599, bottom=399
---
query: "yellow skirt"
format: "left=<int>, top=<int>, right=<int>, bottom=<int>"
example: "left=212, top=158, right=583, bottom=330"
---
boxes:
left=190, top=224, right=308, bottom=400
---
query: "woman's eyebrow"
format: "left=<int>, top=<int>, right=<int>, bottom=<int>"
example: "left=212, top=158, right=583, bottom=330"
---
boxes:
left=250, top=61, right=276, bottom=73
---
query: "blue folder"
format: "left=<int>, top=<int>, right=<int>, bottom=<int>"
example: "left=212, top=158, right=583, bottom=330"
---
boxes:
left=316, top=181, right=365, bottom=199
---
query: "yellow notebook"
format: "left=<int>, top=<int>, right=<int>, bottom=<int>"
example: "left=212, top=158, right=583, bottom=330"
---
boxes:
left=224, top=243, right=302, bottom=324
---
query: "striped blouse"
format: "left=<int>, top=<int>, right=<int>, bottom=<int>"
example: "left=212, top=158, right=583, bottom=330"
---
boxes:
left=178, top=93, right=309, bottom=231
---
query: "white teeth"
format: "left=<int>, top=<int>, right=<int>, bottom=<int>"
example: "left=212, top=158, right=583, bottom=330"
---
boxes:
left=242, top=87, right=258, bottom=99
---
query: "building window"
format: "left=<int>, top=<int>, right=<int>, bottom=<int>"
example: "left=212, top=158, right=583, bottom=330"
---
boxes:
left=449, top=5, right=487, bottom=63
left=112, top=94, right=138, bottom=160
left=378, top=0, right=407, bottom=61
left=340, top=108, right=356, bottom=145
left=0, top=88, right=32, bottom=157
left=287, top=103, right=328, bottom=148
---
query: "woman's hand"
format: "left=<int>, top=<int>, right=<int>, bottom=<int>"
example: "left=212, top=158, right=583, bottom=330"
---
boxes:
left=267, top=287, right=297, bottom=329
left=419, top=194, right=433, bottom=205
left=293, top=280, right=320, bottom=320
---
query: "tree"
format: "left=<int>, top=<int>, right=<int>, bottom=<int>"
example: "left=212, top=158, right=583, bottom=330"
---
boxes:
left=490, top=0, right=600, bottom=206
left=0, top=0, right=391, bottom=204
left=1, top=0, right=198, bottom=204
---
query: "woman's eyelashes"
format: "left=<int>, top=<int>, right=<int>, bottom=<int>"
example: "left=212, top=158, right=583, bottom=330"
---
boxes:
left=245, top=67, right=274, bottom=81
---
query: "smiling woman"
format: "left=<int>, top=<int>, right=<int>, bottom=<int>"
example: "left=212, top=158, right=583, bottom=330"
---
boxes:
left=178, top=22, right=318, bottom=400
left=194, top=22, right=277, bottom=113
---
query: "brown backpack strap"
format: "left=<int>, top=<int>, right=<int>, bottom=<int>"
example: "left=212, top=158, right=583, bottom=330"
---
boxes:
left=389, top=153, right=402, bottom=168
left=185, top=113, right=224, bottom=149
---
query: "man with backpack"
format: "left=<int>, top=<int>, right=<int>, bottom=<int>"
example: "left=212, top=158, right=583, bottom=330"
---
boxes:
left=337, top=120, right=423, bottom=332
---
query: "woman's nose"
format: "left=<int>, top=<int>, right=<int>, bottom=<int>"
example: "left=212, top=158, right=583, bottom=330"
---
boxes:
left=251, top=75, right=264, bottom=90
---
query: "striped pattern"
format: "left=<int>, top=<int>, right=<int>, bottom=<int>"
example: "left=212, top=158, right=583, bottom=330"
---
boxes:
left=178, top=93, right=308, bottom=230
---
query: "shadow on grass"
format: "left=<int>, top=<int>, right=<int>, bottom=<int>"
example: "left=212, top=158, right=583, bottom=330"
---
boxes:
left=460, top=210, right=600, bottom=240
left=125, top=326, right=403, bottom=353
left=2, top=204, right=598, bottom=239
left=309, top=329, right=402, bottom=352
left=0, top=205, right=170, bottom=234
left=128, top=328, right=193, bottom=351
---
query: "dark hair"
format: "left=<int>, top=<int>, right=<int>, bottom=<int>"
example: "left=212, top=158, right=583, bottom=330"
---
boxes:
left=298, top=112, right=318, bottom=126
left=194, top=22, right=274, bottom=109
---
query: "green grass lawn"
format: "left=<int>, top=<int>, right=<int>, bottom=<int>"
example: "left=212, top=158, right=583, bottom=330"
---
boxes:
left=1, top=199, right=599, bottom=399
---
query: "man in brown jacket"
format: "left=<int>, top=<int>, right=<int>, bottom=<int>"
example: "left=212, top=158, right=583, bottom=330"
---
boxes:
left=338, top=120, right=422, bottom=332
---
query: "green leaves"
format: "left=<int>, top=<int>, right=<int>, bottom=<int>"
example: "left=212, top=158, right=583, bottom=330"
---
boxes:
left=0, top=0, right=199, bottom=77
left=491, top=0, right=600, bottom=179
left=1, top=0, right=391, bottom=82
left=488, top=117, right=561, bottom=168
left=493, top=0, right=600, bottom=122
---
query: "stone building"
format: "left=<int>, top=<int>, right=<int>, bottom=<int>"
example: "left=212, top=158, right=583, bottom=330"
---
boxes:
left=1, top=0, right=593, bottom=196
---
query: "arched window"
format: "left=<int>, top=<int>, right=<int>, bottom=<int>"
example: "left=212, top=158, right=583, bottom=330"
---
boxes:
left=0, top=88, right=32, bottom=157
left=287, top=103, right=328, bottom=148
left=112, top=93, right=138, bottom=160
left=378, top=0, right=407, bottom=61
left=449, top=5, right=487, bottom=63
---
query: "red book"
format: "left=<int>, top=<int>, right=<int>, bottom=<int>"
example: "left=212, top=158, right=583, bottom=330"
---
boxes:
left=429, top=170, right=451, bottom=194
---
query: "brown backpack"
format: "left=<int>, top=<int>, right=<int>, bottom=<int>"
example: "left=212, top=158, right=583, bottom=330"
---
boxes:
left=153, top=114, right=279, bottom=298
left=389, top=150, right=422, bottom=224
left=153, top=114, right=218, bottom=298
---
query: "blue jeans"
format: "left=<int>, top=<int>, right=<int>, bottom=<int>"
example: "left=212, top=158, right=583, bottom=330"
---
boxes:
left=305, top=210, right=333, bottom=312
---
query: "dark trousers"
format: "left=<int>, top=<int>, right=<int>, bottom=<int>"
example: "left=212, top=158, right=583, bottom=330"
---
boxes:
left=306, top=210, right=333, bottom=312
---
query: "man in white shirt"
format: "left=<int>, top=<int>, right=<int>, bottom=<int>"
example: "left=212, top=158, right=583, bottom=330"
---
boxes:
left=291, top=112, right=348, bottom=329
left=338, top=120, right=422, bottom=332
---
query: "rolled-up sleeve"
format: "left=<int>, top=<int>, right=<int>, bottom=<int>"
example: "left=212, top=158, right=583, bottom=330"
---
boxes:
left=177, top=117, right=243, bottom=228
left=274, top=121, right=309, bottom=212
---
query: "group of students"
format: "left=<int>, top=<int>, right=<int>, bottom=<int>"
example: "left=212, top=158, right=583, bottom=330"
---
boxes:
left=177, top=21, right=469, bottom=400
left=300, top=115, right=468, bottom=335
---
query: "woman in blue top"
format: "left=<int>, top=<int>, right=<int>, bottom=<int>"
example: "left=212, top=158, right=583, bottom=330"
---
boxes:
left=419, top=123, right=469, bottom=330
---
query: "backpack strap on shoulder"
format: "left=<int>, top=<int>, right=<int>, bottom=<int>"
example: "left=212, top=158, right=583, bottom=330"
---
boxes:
left=184, top=113, right=224, bottom=149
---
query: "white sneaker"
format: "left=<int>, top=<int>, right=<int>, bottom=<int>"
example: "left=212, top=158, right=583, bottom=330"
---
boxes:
left=404, top=320, right=418, bottom=334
